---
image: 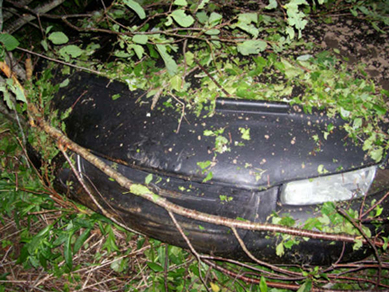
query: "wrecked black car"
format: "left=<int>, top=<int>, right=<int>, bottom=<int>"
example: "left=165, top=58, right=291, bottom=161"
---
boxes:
left=53, top=71, right=389, bottom=265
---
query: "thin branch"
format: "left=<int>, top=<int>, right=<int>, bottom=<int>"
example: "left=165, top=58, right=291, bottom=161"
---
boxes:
left=203, top=259, right=302, bottom=291
left=16, top=47, right=104, bottom=76
left=5, top=0, right=66, bottom=33
left=362, top=191, right=389, bottom=219
left=168, top=92, right=186, bottom=133
left=168, top=211, right=210, bottom=292
left=337, top=207, right=383, bottom=288
left=194, top=58, right=231, bottom=98
left=231, top=227, right=303, bottom=279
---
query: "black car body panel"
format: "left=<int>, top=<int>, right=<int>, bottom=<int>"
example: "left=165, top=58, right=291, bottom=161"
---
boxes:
left=54, top=72, right=389, bottom=265
left=55, top=73, right=376, bottom=189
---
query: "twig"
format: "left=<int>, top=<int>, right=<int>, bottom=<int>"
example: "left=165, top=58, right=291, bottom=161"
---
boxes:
left=362, top=190, right=389, bottom=219
left=194, top=58, right=231, bottom=98
left=16, top=47, right=104, bottom=76
left=231, top=227, right=303, bottom=279
left=168, top=92, right=186, bottom=133
left=203, top=260, right=301, bottom=290
left=168, top=210, right=210, bottom=292
left=164, top=244, right=169, bottom=292
left=337, top=207, right=383, bottom=288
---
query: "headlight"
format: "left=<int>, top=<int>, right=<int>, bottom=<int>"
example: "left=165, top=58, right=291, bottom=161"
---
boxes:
left=280, top=166, right=377, bottom=205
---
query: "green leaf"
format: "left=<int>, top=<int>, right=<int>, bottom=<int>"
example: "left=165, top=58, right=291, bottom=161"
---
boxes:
left=171, top=10, right=195, bottom=27
left=145, top=174, right=153, bottom=185
left=0, top=84, right=13, bottom=109
left=205, top=29, right=220, bottom=35
left=129, top=44, right=144, bottom=59
left=202, top=171, right=213, bottom=183
left=59, top=78, right=70, bottom=88
left=370, top=147, right=383, bottom=162
left=111, top=257, right=125, bottom=272
left=297, top=280, right=312, bottom=292
left=236, top=23, right=259, bottom=38
left=59, top=45, right=83, bottom=59
left=281, top=58, right=303, bottom=78
left=297, top=54, right=313, bottom=61
left=210, top=282, right=220, bottom=292
left=64, top=232, right=74, bottom=269
left=353, top=239, right=363, bottom=250
left=340, top=107, right=351, bottom=119
left=123, top=0, right=146, bottom=19
left=208, top=12, right=222, bottom=26
left=317, top=164, right=329, bottom=174
left=185, top=51, right=194, bottom=66
left=0, top=33, right=19, bottom=51
left=147, top=262, right=164, bottom=272
left=111, top=93, right=121, bottom=100
left=45, top=26, right=53, bottom=34
left=260, top=276, right=268, bottom=292
left=130, top=184, right=152, bottom=196
left=276, top=242, right=284, bottom=256
left=215, top=135, right=229, bottom=153
left=48, top=32, right=69, bottom=45
left=5, top=79, right=26, bottom=103
left=41, top=39, right=48, bottom=51
left=133, top=34, right=148, bottom=44
left=373, top=104, right=386, bottom=116
left=375, top=205, right=383, bottom=217
left=239, top=127, right=251, bottom=140
left=73, top=228, right=91, bottom=253
left=265, top=0, right=277, bottom=10
left=203, top=130, right=215, bottom=136
left=170, top=75, right=183, bottom=91
left=156, top=44, right=178, bottom=76
left=237, top=40, right=267, bottom=56
left=165, top=15, right=174, bottom=26
left=174, top=0, right=187, bottom=6
left=197, top=160, right=211, bottom=171
left=197, top=0, right=210, bottom=9
left=238, top=13, right=258, bottom=24
left=196, top=11, right=208, bottom=24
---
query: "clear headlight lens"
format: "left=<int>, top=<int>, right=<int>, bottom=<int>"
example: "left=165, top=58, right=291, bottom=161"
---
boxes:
left=280, top=166, right=377, bottom=205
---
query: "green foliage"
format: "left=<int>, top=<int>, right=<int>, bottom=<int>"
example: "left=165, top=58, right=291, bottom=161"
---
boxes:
left=0, top=33, right=19, bottom=51
left=48, top=32, right=69, bottom=45
left=123, top=0, right=146, bottom=19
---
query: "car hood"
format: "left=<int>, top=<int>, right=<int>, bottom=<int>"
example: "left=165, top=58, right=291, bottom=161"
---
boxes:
left=54, top=72, right=377, bottom=190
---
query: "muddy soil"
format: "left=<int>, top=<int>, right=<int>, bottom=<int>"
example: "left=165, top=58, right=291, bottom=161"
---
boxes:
left=304, top=16, right=389, bottom=91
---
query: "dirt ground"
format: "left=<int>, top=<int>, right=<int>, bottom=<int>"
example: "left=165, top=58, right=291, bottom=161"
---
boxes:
left=309, top=17, right=389, bottom=91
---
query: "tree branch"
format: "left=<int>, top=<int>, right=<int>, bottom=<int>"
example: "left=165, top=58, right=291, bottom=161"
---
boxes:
left=5, top=0, right=65, bottom=33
